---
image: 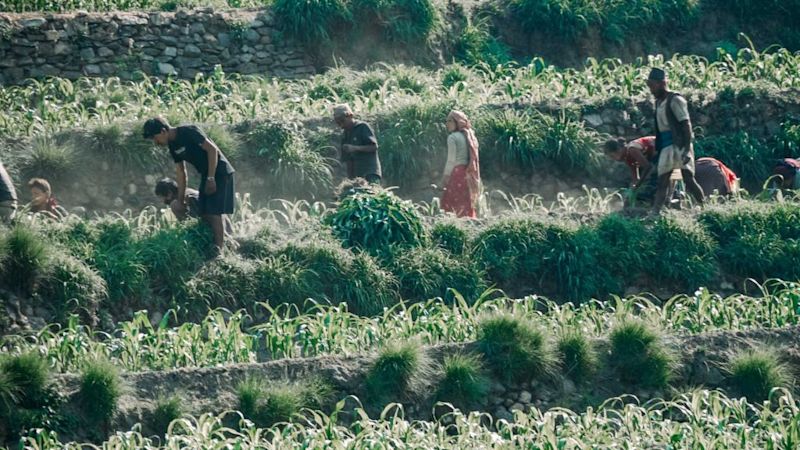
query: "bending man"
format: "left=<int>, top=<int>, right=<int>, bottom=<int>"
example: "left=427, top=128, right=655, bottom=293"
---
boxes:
left=144, top=118, right=235, bottom=252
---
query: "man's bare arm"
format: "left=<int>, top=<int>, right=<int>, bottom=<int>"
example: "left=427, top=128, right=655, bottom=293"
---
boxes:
left=202, top=140, right=220, bottom=176
left=176, top=162, right=188, bottom=205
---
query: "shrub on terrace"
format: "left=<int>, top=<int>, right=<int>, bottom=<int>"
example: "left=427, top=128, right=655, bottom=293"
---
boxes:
left=391, top=247, right=486, bottom=304
left=366, top=340, right=432, bottom=407
left=608, top=319, right=674, bottom=389
left=726, top=347, right=791, bottom=403
left=237, top=377, right=333, bottom=428
left=435, top=353, right=490, bottom=411
left=477, top=313, right=556, bottom=383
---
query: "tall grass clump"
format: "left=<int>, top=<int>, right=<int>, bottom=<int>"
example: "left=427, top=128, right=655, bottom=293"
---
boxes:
left=695, top=131, right=774, bottom=188
left=34, top=253, right=107, bottom=323
left=0, top=354, right=50, bottom=409
left=375, top=101, right=452, bottom=185
left=608, top=319, right=674, bottom=389
left=180, top=255, right=258, bottom=312
left=477, top=313, right=556, bottom=383
left=366, top=340, right=431, bottom=406
left=0, top=225, right=49, bottom=295
left=79, top=360, right=122, bottom=424
left=478, top=110, right=601, bottom=176
left=90, top=219, right=149, bottom=304
left=593, top=213, right=653, bottom=293
left=244, top=121, right=332, bottom=197
left=557, top=329, right=597, bottom=383
left=252, top=255, right=321, bottom=307
left=278, top=240, right=399, bottom=315
left=452, top=16, right=511, bottom=67
left=726, top=348, right=791, bottom=403
left=430, top=221, right=470, bottom=256
left=89, top=123, right=163, bottom=171
left=137, top=221, right=212, bottom=295
left=647, top=217, right=717, bottom=290
left=435, top=353, right=490, bottom=411
left=324, top=190, right=425, bottom=256
left=0, top=353, right=61, bottom=441
left=473, top=219, right=610, bottom=300
left=392, top=247, right=485, bottom=303
left=18, top=136, right=78, bottom=181
left=272, top=0, right=351, bottom=44
left=699, top=204, right=800, bottom=281
left=147, top=394, right=184, bottom=437
left=237, top=377, right=333, bottom=427
left=472, top=219, right=548, bottom=288
left=353, top=0, right=439, bottom=43
left=507, top=0, right=698, bottom=43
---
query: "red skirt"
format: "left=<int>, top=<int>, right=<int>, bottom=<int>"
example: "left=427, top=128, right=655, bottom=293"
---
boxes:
left=441, top=165, right=476, bottom=218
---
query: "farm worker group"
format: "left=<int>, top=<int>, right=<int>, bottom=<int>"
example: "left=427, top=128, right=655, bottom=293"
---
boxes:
left=2, top=67, right=799, bottom=254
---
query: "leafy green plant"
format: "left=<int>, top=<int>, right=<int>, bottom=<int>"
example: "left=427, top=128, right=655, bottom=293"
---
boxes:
left=80, top=360, right=122, bottom=424
left=608, top=319, right=674, bottom=389
left=726, top=348, right=791, bottom=403
left=435, top=353, right=490, bottom=411
left=366, top=340, right=431, bottom=406
left=477, top=313, right=556, bottom=383
left=557, top=329, right=597, bottom=383
left=324, top=190, right=426, bottom=256
left=137, top=221, right=211, bottom=295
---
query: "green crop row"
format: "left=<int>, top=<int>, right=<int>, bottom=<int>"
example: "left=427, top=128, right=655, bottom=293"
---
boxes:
left=3, top=279, right=799, bottom=373
left=15, top=388, right=800, bottom=448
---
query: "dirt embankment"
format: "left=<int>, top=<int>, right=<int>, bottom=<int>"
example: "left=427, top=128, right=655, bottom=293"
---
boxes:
left=51, top=325, right=800, bottom=442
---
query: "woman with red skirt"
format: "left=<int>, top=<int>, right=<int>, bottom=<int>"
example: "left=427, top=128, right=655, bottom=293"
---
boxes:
left=440, top=110, right=481, bottom=218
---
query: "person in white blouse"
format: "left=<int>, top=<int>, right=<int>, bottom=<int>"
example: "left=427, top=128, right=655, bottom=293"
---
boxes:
left=440, top=110, right=481, bottom=218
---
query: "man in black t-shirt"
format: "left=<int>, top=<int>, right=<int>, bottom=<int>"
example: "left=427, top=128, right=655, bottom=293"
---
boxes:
left=144, top=118, right=235, bottom=252
left=334, top=104, right=382, bottom=184
left=0, top=161, right=17, bottom=224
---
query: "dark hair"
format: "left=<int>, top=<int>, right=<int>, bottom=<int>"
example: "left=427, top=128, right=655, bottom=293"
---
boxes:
left=603, top=138, right=626, bottom=154
left=154, top=178, right=179, bottom=197
left=142, top=117, right=170, bottom=139
left=28, top=178, right=52, bottom=195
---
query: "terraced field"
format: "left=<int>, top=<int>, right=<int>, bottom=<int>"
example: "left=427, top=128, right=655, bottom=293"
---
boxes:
left=2, top=1, right=800, bottom=448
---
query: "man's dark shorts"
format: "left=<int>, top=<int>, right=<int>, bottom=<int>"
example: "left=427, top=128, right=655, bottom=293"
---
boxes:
left=199, top=174, right=235, bottom=215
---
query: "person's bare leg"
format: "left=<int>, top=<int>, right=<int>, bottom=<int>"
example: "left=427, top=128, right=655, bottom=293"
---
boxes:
left=681, top=169, right=705, bottom=206
left=652, top=173, right=672, bottom=213
left=203, top=214, right=225, bottom=252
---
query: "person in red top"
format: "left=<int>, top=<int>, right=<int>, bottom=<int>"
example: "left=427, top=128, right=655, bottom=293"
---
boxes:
left=772, top=158, right=800, bottom=190
left=604, top=136, right=657, bottom=188
left=695, top=157, right=739, bottom=196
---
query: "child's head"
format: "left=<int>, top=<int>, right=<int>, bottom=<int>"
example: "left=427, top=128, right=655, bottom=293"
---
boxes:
left=154, top=178, right=179, bottom=205
left=28, top=178, right=52, bottom=207
left=143, top=117, right=171, bottom=146
left=603, top=138, right=627, bottom=162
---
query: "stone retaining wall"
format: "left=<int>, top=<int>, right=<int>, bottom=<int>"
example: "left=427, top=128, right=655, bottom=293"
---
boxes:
left=0, top=8, right=315, bottom=84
